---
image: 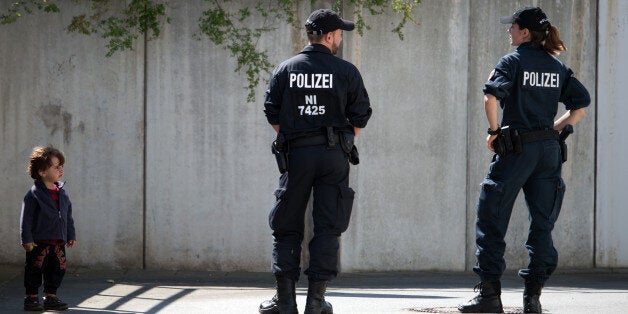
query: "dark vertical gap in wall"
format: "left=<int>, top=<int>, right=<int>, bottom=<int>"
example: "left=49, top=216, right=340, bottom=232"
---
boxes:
left=142, top=26, right=148, bottom=270
left=464, top=3, right=473, bottom=272
left=593, top=0, right=599, bottom=269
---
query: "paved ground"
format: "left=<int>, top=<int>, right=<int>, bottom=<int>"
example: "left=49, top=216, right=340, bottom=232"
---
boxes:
left=1, top=264, right=628, bottom=313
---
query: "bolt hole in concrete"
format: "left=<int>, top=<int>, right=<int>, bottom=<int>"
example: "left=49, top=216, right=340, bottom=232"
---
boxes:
left=406, top=307, right=525, bottom=313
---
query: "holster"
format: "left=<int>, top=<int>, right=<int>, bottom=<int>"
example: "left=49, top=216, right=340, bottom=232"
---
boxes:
left=559, top=141, right=568, bottom=163
left=493, top=125, right=522, bottom=157
left=271, top=133, right=289, bottom=173
left=559, top=124, right=574, bottom=163
left=339, top=132, right=359, bottom=165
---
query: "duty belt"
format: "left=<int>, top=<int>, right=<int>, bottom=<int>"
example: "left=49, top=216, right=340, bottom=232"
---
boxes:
left=290, top=134, right=340, bottom=148
left=518, top=129, right=559, bottom=143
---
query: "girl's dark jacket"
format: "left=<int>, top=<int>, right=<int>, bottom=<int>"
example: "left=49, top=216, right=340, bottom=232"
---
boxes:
left=20, top=180, right=76, bottom=244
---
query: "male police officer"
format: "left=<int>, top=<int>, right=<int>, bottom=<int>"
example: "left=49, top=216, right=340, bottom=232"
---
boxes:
left=459, top=7, right=589, bottom=313
left=259, top=8, right=372, bottom=314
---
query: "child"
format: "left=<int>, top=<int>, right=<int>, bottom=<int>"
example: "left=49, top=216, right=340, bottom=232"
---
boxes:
left=20, top=146, right=76, bottom=311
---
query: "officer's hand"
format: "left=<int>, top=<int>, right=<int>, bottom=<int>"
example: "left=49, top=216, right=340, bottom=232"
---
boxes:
left=486, top=135, right=498, bottom=152
left=67, top=240, right=77, bottom=248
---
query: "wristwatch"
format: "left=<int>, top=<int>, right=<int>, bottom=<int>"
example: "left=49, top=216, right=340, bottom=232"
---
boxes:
left=487, top=127, right=500, bottom=135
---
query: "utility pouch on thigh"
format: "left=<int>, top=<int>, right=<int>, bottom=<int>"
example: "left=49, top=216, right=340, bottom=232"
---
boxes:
left=268, top=172, right=289, bottom=230
left=271, top=133, right=289, bottom=173
left=336, top=186, right=355, bottom=232
left=550, top=178, right=566, bottom=221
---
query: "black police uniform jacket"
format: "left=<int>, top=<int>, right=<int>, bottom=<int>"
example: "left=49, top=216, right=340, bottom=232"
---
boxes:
left=484, top=42, right=590, bottom=130
left=264, top=44, right=372, bottom=138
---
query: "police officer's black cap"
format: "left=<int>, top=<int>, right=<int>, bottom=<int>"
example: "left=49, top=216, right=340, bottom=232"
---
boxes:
left=499, top=7, right=551, bottom=31
left=305, top=9, right=355, bottom=35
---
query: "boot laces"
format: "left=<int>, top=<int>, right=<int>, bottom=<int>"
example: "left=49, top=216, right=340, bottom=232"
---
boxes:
left=473, top=282, right=483, bottom=292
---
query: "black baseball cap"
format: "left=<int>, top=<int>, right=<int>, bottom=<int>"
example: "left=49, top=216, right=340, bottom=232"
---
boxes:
left=305, top=9, right=355, bottom=35
left=500, top=7, right=550, bottom=31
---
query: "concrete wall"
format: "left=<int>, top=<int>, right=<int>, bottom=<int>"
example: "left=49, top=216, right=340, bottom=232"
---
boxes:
left=597, top=0, right=628, bottom=267
left=0, top=0, right=622, bottom=272
left=341, top=0, right=469, bottom=272
left=142, top=1, right=291, bottom=270
left=0, top=4, right=145, bottom=268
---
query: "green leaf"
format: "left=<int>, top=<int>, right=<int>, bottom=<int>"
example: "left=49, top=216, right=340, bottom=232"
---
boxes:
left=44, top=4, right=60, bottom=13
left=1, top=0, right=421, bottom=102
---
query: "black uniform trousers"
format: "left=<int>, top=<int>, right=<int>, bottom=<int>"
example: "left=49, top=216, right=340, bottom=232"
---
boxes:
left=24, top=243, right=67, bottom=295
left=269, top=143, right=354, bottom=282
left=474, top=140, right=565, bottom=284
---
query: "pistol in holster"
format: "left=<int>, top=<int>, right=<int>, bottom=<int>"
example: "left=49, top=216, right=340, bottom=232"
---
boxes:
left=339, top=131, right=359, bottom=165
left=559, top=124, right=574, bottom=163
left=271, top=133, right=289, bottom=173
left=493, top=125, right=522, bottom=157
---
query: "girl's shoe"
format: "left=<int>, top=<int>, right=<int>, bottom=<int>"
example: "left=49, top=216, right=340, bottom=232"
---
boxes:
left=23, top=296, right=44, bottom=311
left=43, top=296, right=69, bottom=311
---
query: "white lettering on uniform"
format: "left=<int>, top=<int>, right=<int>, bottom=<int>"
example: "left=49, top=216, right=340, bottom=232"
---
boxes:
left=289, top=73, right=296, bottom=87
left=305, top=95, right=316, bottom=105
left=550, top=73, right=558, bottom=86
left=522, top=71, right=560, bottom=88
left=289, top=73, right=333, bottom=88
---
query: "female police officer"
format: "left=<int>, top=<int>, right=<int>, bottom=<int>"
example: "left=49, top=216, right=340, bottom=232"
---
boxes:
left=459, top=7, right=590, bottom=314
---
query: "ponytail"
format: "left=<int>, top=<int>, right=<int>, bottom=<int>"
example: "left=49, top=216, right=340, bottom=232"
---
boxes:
left=544, top=25, right=566, bottom=56
left=531, top=24, right=566, bottom=56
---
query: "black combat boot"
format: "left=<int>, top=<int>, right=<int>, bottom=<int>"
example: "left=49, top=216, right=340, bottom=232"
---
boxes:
left=304, top=280, right=333, bottom=314
left=259, top=276, right=298, bottom=314
left=458, top=281, right=504, bottom=313
left=523, top=281, right=543, bottom=313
